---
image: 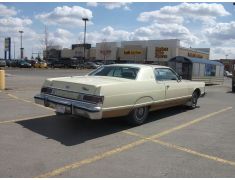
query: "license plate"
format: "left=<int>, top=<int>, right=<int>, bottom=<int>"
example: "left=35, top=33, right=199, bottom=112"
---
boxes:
left=56, top=105, right=66, bottom=114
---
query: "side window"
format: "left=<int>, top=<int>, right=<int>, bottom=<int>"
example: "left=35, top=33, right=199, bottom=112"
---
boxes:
left=155, top=68, right=178, bottom=81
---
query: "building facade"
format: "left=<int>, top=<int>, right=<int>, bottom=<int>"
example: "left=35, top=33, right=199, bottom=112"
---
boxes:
left=95, top=39, right=210, bottom=63
left=57, top=39, right=210, bottom=63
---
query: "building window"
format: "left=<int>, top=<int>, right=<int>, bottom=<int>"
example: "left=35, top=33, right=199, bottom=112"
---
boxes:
left=205, top=64, right=216, bottom=76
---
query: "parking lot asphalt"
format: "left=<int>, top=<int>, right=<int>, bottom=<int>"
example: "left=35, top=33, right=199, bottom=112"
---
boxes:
left=0, top=68, right=235, bottom=178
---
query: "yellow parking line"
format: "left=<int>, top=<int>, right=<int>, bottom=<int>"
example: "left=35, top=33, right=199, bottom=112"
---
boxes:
left=0, top=114, right=55, bottom=125
left=150, top=106, right=233, bottom=139
left=35, top=106, right=232, bottom=178
left=154, top=139, right=235, bottom=167
left=7, top=93, right=19, bottom=99
left=35, top=139, right=147, bottom=178
left=5, top=93, right=53, bottom=111
left=123, top=131, right=235, bottom=167
left=123, top=106, right=233, bottom=140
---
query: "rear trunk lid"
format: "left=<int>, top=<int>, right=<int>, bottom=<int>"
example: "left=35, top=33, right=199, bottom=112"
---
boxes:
left=46, top=75, right=130, bottom=95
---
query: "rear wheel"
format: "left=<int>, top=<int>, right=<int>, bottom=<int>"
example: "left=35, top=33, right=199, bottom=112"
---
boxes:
left=127, top=106, right=149, bottom=126
left=189, top=91, right=199, bottom=109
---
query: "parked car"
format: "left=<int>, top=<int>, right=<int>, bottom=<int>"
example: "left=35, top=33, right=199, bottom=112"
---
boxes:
left=224, top=70, right=232, bottom=78
left=95, top=62, right=104, bottom=66
left=34, top=61, right=47, bottom=68
left=0, top=59, right=6, bottom=67
left=19, top=61, right=32, bottom=68
left=82, top=62, right=100, bottom=69
left=5, top=59, right=13, bottom=67
left=27, top=59, right=38, bottom=67
left=34, top=64, right=205, bottom=125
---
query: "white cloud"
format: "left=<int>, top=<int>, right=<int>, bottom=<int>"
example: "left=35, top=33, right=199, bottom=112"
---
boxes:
left=138, top=11, right=184, bottom=24
left=134, top=23, right=200, bottom=47
left=102, top=2, right=131, bottom=10
left=160, top=3, right=230, bottom=17
left=211, top=47, right=235, bottom=59
left=49, top=28, right=76, bottom=48
left=137, top=3, right=230, bottom=24
left=204, top=21, right=235, bottom=46
left=0, top=17, right=32, bottom=27
left=86, top=2, right=131, bottom=10
left=76, top=26, right=132, bottom=45
left=35, top=6, right=93, bottom=27
left=0, top=4, right=17, bottom=17
left=86, top=2, right=98, bottom=7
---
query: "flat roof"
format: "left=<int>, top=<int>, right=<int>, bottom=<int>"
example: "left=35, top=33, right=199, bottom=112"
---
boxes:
left=169, top=56, right=223, bottom=66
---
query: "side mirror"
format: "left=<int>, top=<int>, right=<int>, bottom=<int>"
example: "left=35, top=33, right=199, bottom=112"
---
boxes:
left=177, top=75, right=182, bottom=82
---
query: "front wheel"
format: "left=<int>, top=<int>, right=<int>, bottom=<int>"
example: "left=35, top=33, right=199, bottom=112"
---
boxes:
left=127, top=106, right=149, bottom=126
left=232, top=82, right=235, bottom=92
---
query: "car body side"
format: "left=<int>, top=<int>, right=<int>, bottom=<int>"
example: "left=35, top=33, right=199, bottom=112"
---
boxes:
left=36, top=65, right=205, bottom=120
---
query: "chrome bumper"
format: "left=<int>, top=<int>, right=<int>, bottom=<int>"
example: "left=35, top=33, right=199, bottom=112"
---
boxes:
left=34, top=94, right=102, bottom=119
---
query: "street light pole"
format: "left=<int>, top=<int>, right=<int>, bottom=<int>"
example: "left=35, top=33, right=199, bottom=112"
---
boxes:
left=82, top=18, right=88, bottom=61
left=19, top=30, right=24, bottom=59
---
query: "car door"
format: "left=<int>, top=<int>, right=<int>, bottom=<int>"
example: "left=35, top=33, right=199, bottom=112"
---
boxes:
left=154, top=68, right=189, bottom=100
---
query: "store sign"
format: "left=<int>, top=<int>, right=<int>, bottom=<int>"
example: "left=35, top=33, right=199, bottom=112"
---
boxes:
left=188, top=52, right=203, bottom=59
left=5, top=37, right=11, bottom=51
left=124, top=50, right=142, bottom=55
left=155, top=47, right=168, bottom=58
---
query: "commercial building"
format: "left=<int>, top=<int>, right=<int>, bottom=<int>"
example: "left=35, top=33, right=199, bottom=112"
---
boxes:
left=43, top=45, right=62, bottom=60
left=95, top=39, right=210, bottom=64
left=52, top=39, right=210, bottom=63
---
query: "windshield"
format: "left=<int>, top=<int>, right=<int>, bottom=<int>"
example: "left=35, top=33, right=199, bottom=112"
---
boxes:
left=88, top=66, right=139, bottom=80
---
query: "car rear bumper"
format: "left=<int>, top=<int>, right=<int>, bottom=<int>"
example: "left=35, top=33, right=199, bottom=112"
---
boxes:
left=34, top=94, right=102, bottom=119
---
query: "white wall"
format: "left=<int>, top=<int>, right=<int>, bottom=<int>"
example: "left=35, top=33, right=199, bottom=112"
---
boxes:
left=96, top=42, right=118, bottom=61
left=147, top=39, right=180, bottom=61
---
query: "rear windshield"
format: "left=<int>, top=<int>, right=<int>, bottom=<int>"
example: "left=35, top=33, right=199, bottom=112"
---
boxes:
left=88, top=66, right=139, bottom=80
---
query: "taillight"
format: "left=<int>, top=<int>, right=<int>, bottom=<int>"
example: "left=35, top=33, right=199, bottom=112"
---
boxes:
left=41, top=87, right=52, bottom=94
left=83, top=95, right=104, bottom=104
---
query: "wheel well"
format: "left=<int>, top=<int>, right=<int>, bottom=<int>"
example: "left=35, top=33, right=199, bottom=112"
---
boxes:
left=194, top=88, right=201, bottom=97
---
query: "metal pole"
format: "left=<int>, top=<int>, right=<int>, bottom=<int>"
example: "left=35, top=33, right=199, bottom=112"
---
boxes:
left=19, top=30, right=24, bottom=59
left=82, top=18, right=88, bottom=61
left=14, top=40, right=15, bottom=59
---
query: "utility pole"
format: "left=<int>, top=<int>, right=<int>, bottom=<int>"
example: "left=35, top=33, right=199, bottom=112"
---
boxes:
left=19, top=30, right=24, bottom=59
left=44, top=25, right=48, bottom=60
left=13, top=38, right=15, bottom=59
left=82, top=18, right=88, bottom=61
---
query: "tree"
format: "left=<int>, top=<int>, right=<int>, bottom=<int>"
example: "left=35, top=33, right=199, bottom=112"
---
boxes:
left=40, top=25, right=54, bottom=60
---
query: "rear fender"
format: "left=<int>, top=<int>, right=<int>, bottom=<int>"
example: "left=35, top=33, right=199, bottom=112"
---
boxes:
left=132, top=96, right=153, bottom=109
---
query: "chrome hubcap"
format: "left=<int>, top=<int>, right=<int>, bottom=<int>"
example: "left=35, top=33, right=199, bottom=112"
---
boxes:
left=136, top=107, right=145, bottom=120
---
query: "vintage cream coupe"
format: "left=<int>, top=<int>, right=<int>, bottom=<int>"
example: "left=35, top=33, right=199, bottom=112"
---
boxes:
left=34, top=64, right=205, bottom=125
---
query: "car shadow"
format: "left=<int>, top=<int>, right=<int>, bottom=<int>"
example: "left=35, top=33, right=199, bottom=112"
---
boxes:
left=17, top=106, right=190, bottom=146
left=227, top=91, right=235, bottom=94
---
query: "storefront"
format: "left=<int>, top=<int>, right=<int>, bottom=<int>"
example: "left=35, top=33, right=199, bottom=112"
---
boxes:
left=168, top=56, right=224, bottom=84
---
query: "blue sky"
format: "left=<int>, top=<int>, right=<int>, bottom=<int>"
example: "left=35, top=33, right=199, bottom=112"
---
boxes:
left=0, top=2, right=235, bottom=59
